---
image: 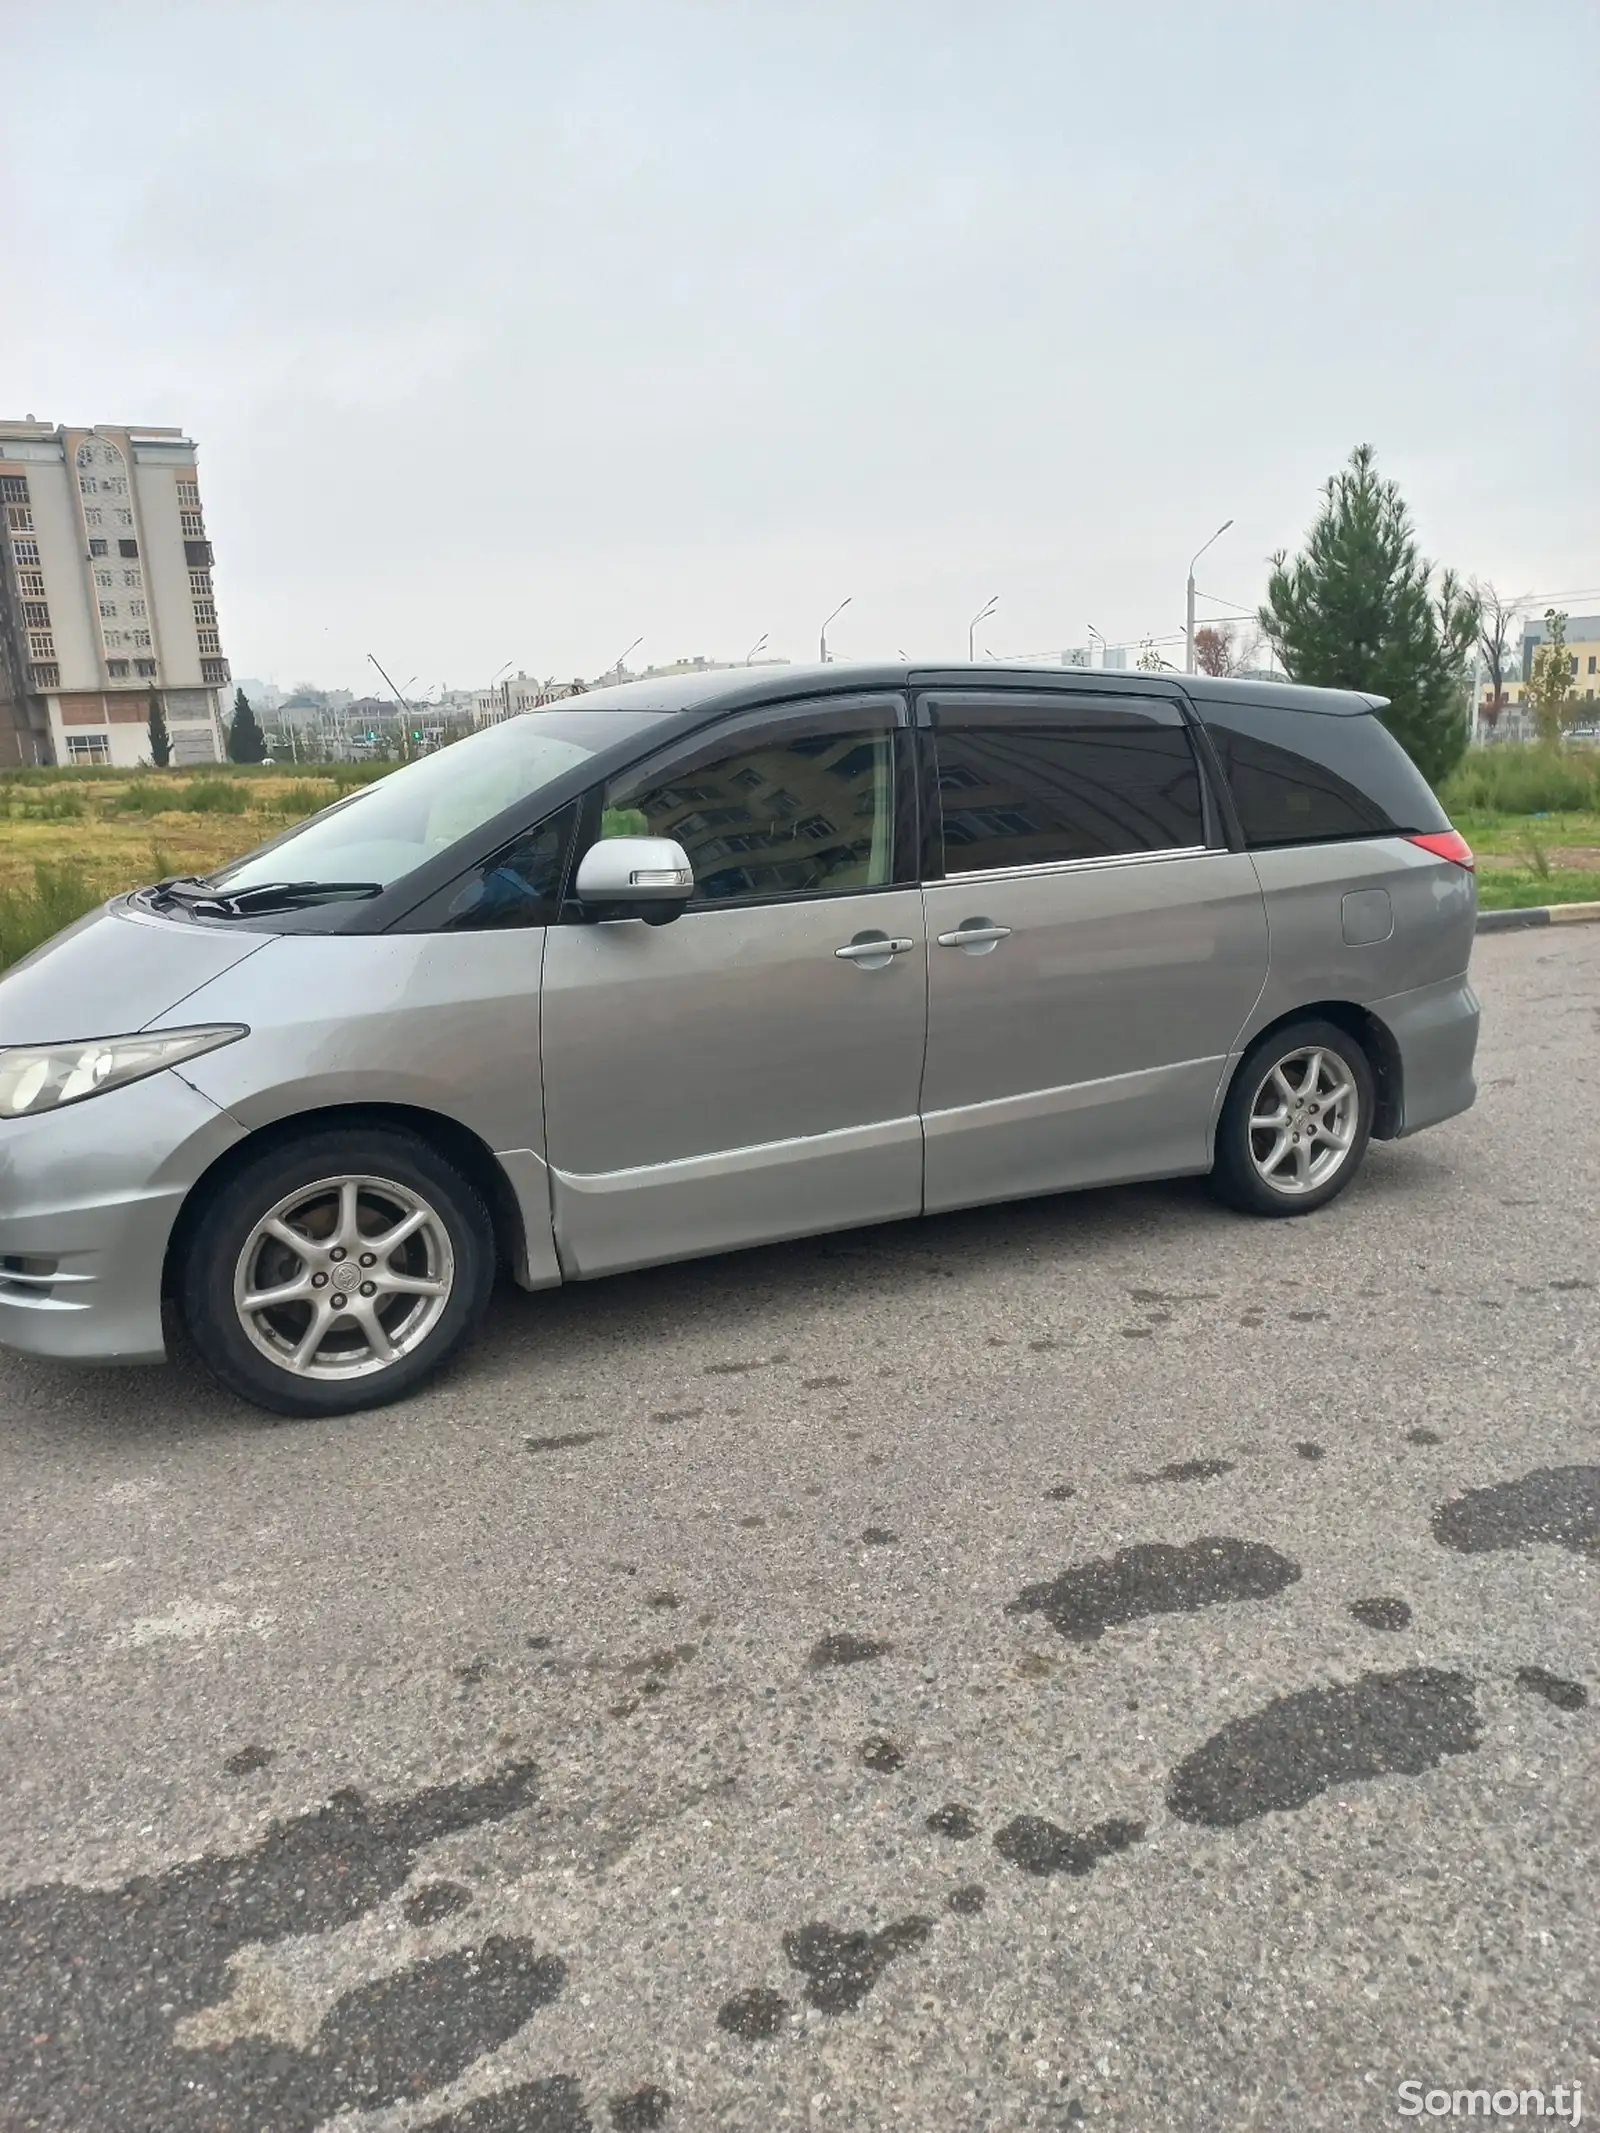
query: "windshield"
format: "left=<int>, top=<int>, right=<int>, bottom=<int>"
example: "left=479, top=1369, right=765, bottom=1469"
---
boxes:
left=209, top=708, right=669, bottom=894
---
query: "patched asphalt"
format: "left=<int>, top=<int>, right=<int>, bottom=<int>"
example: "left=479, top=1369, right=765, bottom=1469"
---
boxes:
left=1, top=925, right=1596, bottom=2131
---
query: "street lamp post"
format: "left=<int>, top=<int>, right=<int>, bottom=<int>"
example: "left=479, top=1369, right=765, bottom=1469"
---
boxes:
left=819, top=599, right=851, bottom=664
left=1186, top=519, right=1234, bottom=674
left=610, top=636, right=644, bottom=682
left=969, top=597, right=998, bottom=662
left=745, top=633, right=769, bottom=665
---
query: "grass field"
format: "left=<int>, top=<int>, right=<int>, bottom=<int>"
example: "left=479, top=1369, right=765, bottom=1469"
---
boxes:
left=0, top=746, right=1596, bottom=973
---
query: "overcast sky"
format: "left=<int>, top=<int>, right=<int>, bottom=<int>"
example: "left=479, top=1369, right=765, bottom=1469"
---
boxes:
left=5, top=0, right=1596, bottom=692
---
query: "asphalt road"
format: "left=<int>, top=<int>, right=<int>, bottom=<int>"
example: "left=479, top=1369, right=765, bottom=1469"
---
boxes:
left=2, top=926, right=1596, bottom=2133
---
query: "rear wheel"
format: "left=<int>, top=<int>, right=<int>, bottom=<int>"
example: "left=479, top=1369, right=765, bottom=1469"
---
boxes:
left=1209, top=1019, right=1375, bottom=1217
left=181, top=1128, right=495, bottom=1416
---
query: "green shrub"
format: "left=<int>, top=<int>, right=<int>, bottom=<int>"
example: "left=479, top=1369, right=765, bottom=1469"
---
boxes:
left=0, top=861, right=104, bottom=972
left=1440, top=744, right=1600, bottom=817
left=114, top=781, right=176, bottom=815
left=176, top=777, right=254, bottom=815
left=267, top=781, right=337, bottom=819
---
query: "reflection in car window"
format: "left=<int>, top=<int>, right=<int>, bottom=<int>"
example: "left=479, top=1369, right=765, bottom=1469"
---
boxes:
left=935, top=722, right=1204, bottom=873
left=209, top=709, right=665, bottom=894
left=602, top=728, right=896, bottom=902
left=404, top=804, right=577, bottom=931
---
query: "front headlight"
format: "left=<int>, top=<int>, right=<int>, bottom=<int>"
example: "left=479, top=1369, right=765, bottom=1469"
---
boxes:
left=0, top=1025, right=248, bottom=1119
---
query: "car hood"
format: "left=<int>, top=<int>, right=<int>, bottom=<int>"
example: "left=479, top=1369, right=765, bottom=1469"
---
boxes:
left=0, top=899, right=271, bottom=1045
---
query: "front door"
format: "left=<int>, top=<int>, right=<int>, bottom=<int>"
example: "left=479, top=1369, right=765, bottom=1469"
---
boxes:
left=540, top=695, right=927, bottom=1276
left=917, top=689, right=1270, bottom=1213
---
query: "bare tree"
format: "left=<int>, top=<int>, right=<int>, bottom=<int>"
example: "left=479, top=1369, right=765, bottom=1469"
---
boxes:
left=1473, top=580, right=1519, bottom=734
left=1193, top=625, right=1234, bottom=676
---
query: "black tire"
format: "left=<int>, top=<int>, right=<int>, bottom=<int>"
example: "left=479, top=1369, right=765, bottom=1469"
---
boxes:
left=1208, top=1018, right=1376, bottom=1218
left=180, top=1126, right=496, bottom=1417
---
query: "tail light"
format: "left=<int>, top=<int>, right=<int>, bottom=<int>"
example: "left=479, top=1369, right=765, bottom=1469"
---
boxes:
left=1407, top=829, right=1475, bottom=871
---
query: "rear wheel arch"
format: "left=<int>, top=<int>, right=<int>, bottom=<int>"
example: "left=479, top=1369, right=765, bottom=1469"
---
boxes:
left=163, top=1102, right=529, bottom=1304
left=1229, top=999, right=1402, bottom=1140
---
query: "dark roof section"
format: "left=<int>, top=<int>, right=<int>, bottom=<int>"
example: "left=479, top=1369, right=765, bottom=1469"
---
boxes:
left=565, top=661, right=1384, bottom=720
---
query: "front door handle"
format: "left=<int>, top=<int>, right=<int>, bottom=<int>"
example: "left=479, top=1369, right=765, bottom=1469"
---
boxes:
left=936, top=920, right=1012, bottom=952
left=835, top=931, right=916, bottom=967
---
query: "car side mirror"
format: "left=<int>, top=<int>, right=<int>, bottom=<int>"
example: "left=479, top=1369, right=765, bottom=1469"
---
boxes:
left=572, top=836, right=695, bottom=925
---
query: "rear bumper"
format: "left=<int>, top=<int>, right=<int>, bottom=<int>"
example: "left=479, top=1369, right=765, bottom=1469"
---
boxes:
left=1375, top=971, right=1480, bottom=1138
left=0, top=1071, right=244, bottom=1365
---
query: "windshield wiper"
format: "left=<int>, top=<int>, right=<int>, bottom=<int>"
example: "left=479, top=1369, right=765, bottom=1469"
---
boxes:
left=147, top=877, right=383, bottom=918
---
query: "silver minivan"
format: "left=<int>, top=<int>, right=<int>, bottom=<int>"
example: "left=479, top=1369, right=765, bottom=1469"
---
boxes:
left=0, top=664, right=1478, bottom=1415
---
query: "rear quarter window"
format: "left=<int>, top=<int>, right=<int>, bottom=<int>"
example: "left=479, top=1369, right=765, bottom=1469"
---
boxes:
left=1200, top=702, right=1448, bottom=847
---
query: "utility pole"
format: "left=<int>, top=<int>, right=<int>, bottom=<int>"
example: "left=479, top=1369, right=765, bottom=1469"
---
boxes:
left=1185, top=519, right=1234, bottom=673
left=819, top=599, right=851, bottom=663
left=969, top=596, right=998, bottom=662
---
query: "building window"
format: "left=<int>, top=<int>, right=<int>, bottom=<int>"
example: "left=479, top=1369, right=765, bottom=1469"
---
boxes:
left=102, top=475, right=128, bottom=495
left=16, top=570, right=45, bottom=595
left=201, top=657, right=230, bottom=685
left=177, top=481, right=200, bottom=509
left=26, top=630, right=54, bottom=658
left=188, top=570, right=211, bottom=597
left=5, top=504, right=33, bottom=532
left=0, top=475, right=28, bottom=503
left=118, top=537, right=138, bottom=558
left=21, top=601, right=50, bottom=627
left=85, top=509, right=104, bottom=530
left=12, top=537, right=40, bottom=565
left=123, top=568, right=141, bottom=587
left=95, top=569, right=113, bottom=588
left=135, top=658, right=158, bottom=678
left=106, top=659, right=130, bottom=678
left=75, top=443, right=95, bottom=468
left=196, top=627, right=222, bottom=653
left=132, top=629, right=151, bottom=647
left=184, top=539, right=213, bottom=568
left=1589, top=656, right=1597, bottom=675
left=115, top=509, right=132, bottom=527
left=29, top=662, right=59, bottom=688
left=100, top=599, right=119, bottom=618
left=129, top=598, right=147, bottom=618
left=88, top=536, right=107, bottom=556
left=79, top=476, right=98, bottom=495
left=105, top=632, right=126, bottom=650
left=180, top=510, right=205, bottom=538
left=67, top=734, right=112, bottom=763
left=193, top=599, right=217, bottom=625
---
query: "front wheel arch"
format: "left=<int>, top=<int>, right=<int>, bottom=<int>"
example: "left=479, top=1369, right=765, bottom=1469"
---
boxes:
left=162, top=1102, right=529, bottom=1309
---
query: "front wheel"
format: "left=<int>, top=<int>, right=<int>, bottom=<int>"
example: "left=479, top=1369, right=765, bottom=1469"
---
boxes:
left=1208, top=1019, right=1375, bottom=1217
left=181, top=1128, right=496, bottom=1416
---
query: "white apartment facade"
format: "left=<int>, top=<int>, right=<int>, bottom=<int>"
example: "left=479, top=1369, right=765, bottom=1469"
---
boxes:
left=0, top=419, right=230, bottom=767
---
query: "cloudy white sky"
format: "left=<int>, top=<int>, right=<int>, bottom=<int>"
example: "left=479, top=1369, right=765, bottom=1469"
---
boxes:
left=5, top=0, right=1596, bottom=692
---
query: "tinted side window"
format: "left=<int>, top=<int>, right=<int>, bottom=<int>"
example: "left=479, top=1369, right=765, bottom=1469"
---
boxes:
left=934, top=721, right=1205, bottom=874
left=1201, top=703, right=1448, bottom=846
left=402, top=802, right=577, bottom=930
left=602, top=723, right=897, bottom=903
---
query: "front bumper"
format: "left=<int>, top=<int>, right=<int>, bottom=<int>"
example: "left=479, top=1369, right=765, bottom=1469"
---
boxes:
left=0, top=1070, right=244, bottom=1365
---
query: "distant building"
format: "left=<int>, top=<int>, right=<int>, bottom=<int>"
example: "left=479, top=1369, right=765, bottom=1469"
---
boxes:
left=1478, top=614, right=1600, bottom=736
left=0, top=418, right=230, bottom=767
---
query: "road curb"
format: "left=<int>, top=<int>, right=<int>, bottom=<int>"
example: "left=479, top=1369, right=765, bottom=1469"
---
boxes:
left=1477, top=900, right=1600, bottom=933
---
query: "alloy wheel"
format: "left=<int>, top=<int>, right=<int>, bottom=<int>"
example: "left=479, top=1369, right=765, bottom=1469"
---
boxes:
left=231, top=1174, right=455, bottom=1380
left=1246, top=1046, right=1361, bottom=1198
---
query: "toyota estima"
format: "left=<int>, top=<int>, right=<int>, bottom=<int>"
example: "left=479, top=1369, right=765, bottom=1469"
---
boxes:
left=0, top=664, right=1478, bottom=1416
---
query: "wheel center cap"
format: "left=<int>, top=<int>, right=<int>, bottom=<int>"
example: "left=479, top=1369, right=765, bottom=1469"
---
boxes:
left=331, top=1263, right=362, bottom=1293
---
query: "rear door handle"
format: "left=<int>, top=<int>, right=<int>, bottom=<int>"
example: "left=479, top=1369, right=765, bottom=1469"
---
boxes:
left=835, top=933, right=916, bottom=963
left=936, top=922, right=1012, bottom=949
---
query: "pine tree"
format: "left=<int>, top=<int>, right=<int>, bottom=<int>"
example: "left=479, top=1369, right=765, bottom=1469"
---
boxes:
left=147, top=688, right=172, bottom=768
left=227, top=687, right=267, bottom=765
left=1258, top=444, right=1479, bottom=786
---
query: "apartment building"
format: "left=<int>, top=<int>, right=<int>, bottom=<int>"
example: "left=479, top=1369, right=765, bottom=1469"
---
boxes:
left=0, top=418, right=230, bottom=767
